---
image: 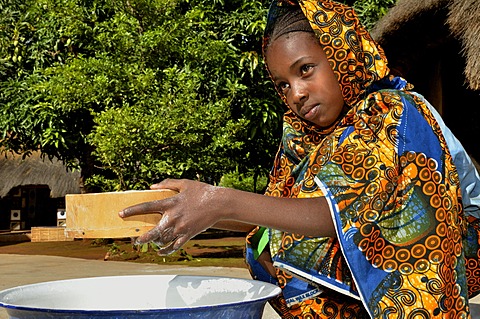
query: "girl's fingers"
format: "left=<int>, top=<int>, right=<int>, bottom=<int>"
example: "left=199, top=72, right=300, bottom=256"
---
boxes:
left=156, top=234, right=189, bottom=256
left=120, top=179, right=211, bottom=254
left=119, top=197, right=176, bottom=218
left=119, top=180, right=188, bottom=218
left=135, top=213, right=175, bottom=245
left=150, top=179, right=187, bottom=192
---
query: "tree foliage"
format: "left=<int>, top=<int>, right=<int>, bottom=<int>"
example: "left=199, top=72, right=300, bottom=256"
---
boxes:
left=350, top=0, right=397, bottom=30
left=0, top=0, right=396, bottom=192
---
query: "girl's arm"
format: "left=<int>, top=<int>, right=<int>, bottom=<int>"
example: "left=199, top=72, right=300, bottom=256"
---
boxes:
left=119, top=179, right=336, bottom=255
left=211, top=220, right=257, bottom=233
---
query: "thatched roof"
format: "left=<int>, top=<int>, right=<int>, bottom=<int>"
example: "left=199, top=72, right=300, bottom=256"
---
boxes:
left=0, top=151, right=81, bottom=198
left=372, top=0, right=480, bottom=91
left=447, top=0, right=480, bottom=90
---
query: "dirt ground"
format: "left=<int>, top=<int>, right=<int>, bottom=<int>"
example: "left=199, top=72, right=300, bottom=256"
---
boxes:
left=0, top=230, right=248, bottom=269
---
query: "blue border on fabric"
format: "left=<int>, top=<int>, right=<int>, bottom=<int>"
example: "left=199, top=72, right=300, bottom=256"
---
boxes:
left=317, top=179, right=382, bottom=318
left=273, top=258, right=359, bottom=300
left=397, top=96, right=443, bottom=169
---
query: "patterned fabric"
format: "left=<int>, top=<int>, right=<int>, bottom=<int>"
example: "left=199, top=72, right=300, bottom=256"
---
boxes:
left=246, top=0, right=480, bottom=318
left=465, top=215, right=480, bottom=297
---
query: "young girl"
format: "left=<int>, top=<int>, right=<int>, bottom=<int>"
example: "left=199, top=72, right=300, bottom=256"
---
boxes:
left=120, top=1, right=480, bottom=317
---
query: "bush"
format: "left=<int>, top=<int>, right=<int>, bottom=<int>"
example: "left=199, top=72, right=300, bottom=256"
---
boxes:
left=219, top=169, right=268, bottom=193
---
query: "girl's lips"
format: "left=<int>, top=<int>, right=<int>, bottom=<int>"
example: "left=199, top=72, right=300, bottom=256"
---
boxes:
left=303, top=104, right=319, bottom=120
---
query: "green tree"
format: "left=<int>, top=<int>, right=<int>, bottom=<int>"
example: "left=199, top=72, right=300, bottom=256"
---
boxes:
left=86, top=0, right=284, bottom=190
left=0, top=0, right=396, bottom=192
left=0, top=0, right=113, bottom=188
left=350, top=0, right=397, bottom=30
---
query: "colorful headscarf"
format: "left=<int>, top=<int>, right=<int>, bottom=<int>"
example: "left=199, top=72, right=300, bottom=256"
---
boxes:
left=265, top=0, right=389, bottom=107
left=246, top=1, right=480, bottom=318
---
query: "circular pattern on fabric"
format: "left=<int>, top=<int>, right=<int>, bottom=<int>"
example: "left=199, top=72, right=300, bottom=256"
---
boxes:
left=352, top=167, right=365, bottom=180
left=311, top=164, right=320, bottom=175
left=382, top=245, right=395, bottom=259
left=454, top=242, right=462, bottom=257
left=385, top=181, right=395, bottom=194
left=414, top=259, right=430, bottom=274
left=343, top=163, right=354, bottom=175
left=372, top=254, right=383, bottom=268
left=395, top=249, right=410, bottom=262
left=359, top=223, right=373, bottom=237
left=281, top=235, right=293, bottom=250
left=316, top=154, right=329, bottom=167
left=358, top=239, right=370, bottom=252
left=432, top=171, right=442, bottom=184
left=419, top=167, right=432, bottom=181
left=292, top=233, right=305, bottom=242
left=368, top=172, right=383, bottom=188
left=379, top=191, right=389, bottom=202
left=399, top=263, right=414, bottom=275
left=335, top=49, right=347, bottom=62
left=374, top=237, right=385, bottom=250
left=454, top=295, right=465, bottom=311
left=366, top=247, right=375, bottom=261
left=429, top=250, right=444, bottom=264
left=364, top=210, right=380, bottom=222
left=365, top=183, right=379, bottom=196
left=291, top=120, right=303, bottom=131
left=406, top=151, right=416, bottom=162
left=343, top=151, right=354, bottom=162
left=364, top=155, right=377, bottom=169
left=427, top=158, right=438, bottom=171
left=416, top=153, right=427, bottom=167
left=372, top=197, right=384, bottom=211
left=426, top=235, right=441, bottom=250
left=411, top=244, right=426, bottom=259
left=323, top=45, right=334, bottom=59
left=302, top=180, right=314, bottom=192
left=430, top=194, right=442, bottom=208
left=383, top=260, right=397, bottom=272
left=337, top=61, right=352, bottom=74
left=437, top=223, right=447, bottom=237
left=436, top=208, right=446, bottom=222
left=332, top=38, right=343, bottom=49
left=331, top=154, right=343, bottom=164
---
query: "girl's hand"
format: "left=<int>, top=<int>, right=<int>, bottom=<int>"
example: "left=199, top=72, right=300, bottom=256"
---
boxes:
left=119, top=178, right=336, bottom=255
left=118, top=179, right=225, bottom=255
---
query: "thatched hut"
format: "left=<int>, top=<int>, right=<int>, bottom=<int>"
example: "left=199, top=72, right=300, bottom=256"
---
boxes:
left=0, top=151, right=81, bottom=230
left=371, top=0, right=480, bottom=163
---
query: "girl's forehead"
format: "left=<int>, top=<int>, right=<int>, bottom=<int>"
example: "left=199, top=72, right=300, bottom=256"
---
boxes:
left=265, top=32, right=329, bottom=79
left=266, top=32, right=323, bottom=61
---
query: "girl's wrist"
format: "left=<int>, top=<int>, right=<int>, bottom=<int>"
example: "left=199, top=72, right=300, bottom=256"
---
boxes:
left=212, top=186, right=238, bottom=221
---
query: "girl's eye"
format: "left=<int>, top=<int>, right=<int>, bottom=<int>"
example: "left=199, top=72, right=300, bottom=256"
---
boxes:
left=300, top=64, right=313, bottom=75
left=278, top=82, right=290, bottom=92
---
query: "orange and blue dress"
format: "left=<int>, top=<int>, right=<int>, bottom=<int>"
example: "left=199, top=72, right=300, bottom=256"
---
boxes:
left=246, top=1, right=480, bottom=318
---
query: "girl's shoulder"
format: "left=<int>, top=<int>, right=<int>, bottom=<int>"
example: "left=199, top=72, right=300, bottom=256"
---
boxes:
left=355, top=88, right=418, bottom=117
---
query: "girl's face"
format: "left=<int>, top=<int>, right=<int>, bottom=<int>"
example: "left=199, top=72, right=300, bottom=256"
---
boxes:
left=266, top=32, right=345, bottom=129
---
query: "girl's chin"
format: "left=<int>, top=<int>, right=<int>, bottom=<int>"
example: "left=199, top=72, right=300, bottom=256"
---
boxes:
left=311, top=107, right=348, bottom=129
left=310, top=116, right=342, bottom=130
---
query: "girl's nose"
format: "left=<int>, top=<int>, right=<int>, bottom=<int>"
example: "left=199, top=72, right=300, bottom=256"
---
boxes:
left=291, top=84, right=308, bottom=106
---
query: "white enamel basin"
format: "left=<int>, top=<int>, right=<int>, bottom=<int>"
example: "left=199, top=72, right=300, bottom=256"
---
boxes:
left=0, top=275, right=281, bottom=318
